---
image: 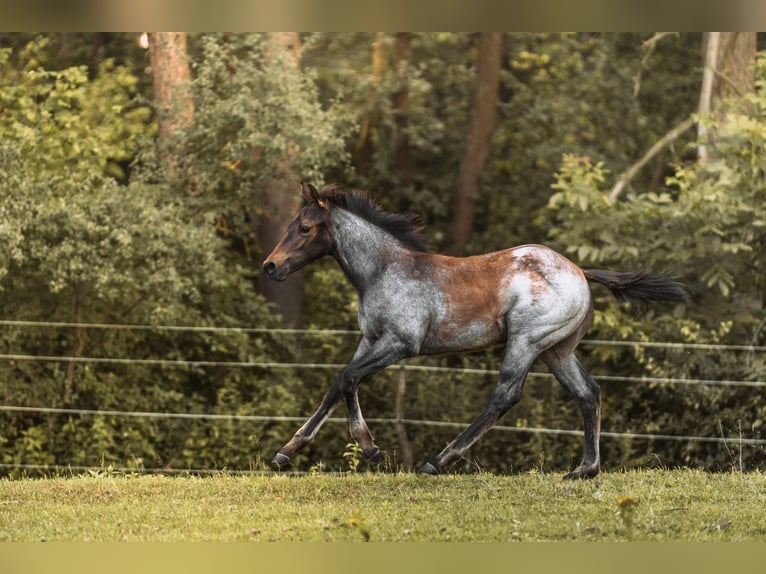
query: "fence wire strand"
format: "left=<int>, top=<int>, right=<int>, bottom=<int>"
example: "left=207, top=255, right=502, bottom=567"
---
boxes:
left=1, top=352, right=764, bottom=388
left=1, top=319, right=765, bottom=352
left=2, top=404, right=764, bottom=446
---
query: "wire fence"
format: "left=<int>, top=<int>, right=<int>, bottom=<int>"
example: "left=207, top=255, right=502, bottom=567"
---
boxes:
left=2, top=319, right=765, bottom=352
left=1, top=404, right=763, bottom=445
left=1, top=319, right=765, bottom=475
left=2, top=352, right=766, bottom=389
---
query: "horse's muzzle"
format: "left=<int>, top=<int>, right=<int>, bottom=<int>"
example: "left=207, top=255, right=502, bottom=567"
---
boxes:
left=263, top=260, right=288, bottom=281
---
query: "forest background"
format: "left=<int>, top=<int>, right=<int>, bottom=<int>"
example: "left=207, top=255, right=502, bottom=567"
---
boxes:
left=0, top=32, right=765, bottom=476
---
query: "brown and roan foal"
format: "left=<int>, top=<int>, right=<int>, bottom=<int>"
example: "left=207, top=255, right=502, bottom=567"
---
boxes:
left=263, top=183, right=687, bottom=478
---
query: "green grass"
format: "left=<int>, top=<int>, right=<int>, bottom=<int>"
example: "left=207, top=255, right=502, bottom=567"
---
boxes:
left=1, top=469, right=765, bottom=542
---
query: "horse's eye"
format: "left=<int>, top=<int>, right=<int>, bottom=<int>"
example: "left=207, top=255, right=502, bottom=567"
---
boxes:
left=299, top=224, right=311, bottom=234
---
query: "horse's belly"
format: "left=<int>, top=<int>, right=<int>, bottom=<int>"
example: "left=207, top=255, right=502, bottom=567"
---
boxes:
left=423, top=318, right=506, bottom=354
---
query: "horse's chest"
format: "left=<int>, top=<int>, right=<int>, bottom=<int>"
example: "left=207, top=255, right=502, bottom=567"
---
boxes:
left=357, top=278, right=434, bottom=334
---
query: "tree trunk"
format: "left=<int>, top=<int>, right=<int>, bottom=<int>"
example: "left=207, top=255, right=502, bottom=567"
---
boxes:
left=391, top=32, right=413, bottom=187
left=257, top=32, right=305, bottom=328
left=258, top=161, right=305, bottom=328
left=715, top=32, right=756, bottom=100
left=698, top=32, right=756, bottom=161
left=355, top=32, right=389, bottom=175
left=446, top=33, right=502, bottom=256
left=612, top=32, right=756, bottom=195
left=148, top=32, right=193, bottom=178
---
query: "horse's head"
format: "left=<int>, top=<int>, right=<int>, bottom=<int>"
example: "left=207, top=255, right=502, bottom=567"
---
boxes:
left=263, top=183, right=336, bottom=281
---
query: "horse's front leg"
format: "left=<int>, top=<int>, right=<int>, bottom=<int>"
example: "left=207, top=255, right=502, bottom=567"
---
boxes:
left=272, top=334, right=411, bottom=469
left=271, top=381, right=344, bottom=469
left=344, top=388, right=383, bottom=464
left=272, top=341, right=374, bottom=469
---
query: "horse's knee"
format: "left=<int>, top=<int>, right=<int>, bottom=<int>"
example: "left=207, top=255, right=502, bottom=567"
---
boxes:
left=497, top=372, right=525, bottom=407
left=550, top=358, right=600, bottom=403
left=338, top=371, right=361, bottom=396
left=505, top=385, right=524, bottom=408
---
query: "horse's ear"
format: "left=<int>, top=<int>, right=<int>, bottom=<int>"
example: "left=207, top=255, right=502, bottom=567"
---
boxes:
left=302, top=181, right=330, bottom=210
left=300, top=181, right=318, bottom=202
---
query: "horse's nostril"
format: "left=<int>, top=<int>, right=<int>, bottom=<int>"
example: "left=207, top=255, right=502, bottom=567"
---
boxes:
left=263, top=261, right=277, bottom=276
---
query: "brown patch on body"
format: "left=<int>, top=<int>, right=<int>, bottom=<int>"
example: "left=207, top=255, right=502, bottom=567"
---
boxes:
left=429, top=249, right=520, bottom=349
left=515, top=251, right=551, bottom=300
left=515, top=244, right=587, bottom=302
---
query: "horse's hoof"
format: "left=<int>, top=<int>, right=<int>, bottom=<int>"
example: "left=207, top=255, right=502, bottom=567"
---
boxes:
left=367, top=448, right=384, bottom=465
left=419, top=461, right=440, bottom=475
left=563, top=465, right=599, bottom=480
left=271, top=452, right=292, bottom=470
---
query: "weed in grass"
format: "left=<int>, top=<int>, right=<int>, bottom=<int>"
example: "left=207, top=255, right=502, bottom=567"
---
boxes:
left=342, top=442, right=363, bottom=473
left=348, top=508, right=371, bottom=541
left=719, top=419, right=745, bottom=473
left=617, top=494, right=639, bottom=535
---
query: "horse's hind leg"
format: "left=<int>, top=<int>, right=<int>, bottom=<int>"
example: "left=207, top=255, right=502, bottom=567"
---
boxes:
left=420, top=345, right=536, bottom=474
left=541, top=350, right=601, bottom=479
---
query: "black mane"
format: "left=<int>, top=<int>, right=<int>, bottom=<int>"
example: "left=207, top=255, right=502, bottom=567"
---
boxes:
left=317, top=185, right=431, bottom=253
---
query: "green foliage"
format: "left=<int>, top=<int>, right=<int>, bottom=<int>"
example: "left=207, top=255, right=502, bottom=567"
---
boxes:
left=0, top=37, right=300, bottom=474
left=0, top=39, right=153, bottom=182
left=474, top=33, right=701, bottom=252
left=173, top=34, right=353, bottom=249
left=1, top=33, right=764, bottom=477
left=306, top=33, right=474, bottom=231
left=540, top=52, right=766, bottom=470
left=342, top=441, right=364, bottom=473
left=310, top=34, right=700, bottom=252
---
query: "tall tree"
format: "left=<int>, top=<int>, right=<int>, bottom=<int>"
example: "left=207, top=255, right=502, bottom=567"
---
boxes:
left=355, top=32, right=389, bottom=176
left=611, top=33, right=756, bottom=198
left=698, top=32, right=757, bottom=161
left=391, top=32, right=413, bottom=187
left=147, top=32, right=193, bottom=178
left=257, top=32, right=305, bottom=328
left=446, top=33, right=502, bottom=256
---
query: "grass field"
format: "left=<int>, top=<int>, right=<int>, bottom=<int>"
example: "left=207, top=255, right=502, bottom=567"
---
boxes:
left=1, top=468, right=765, bottom=542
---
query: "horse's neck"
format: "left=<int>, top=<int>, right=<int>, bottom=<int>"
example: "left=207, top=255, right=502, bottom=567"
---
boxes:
left=330, top=208, right=407, bottom=292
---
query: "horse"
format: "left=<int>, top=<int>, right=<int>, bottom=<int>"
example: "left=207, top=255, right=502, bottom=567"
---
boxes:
left=262, top=183, right=687, bottom=478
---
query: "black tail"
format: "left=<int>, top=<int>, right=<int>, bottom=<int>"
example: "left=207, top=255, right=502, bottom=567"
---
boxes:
left=583, top=269, right=688, bottom=315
